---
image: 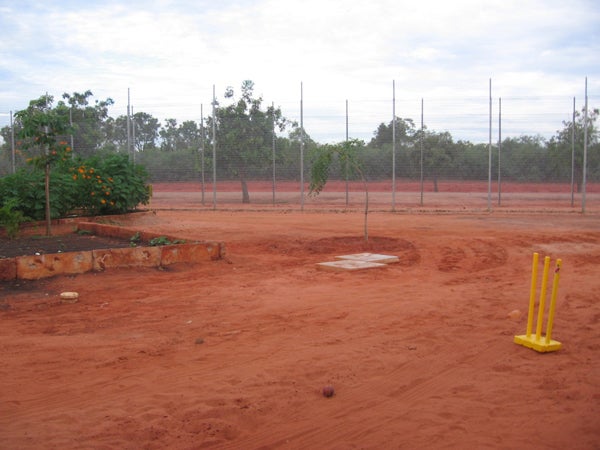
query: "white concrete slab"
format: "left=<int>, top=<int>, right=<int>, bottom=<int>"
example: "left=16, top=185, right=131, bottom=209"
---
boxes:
left=317, top=260, right=387, bottom=272
left=335, top=253, right=399, bottom=264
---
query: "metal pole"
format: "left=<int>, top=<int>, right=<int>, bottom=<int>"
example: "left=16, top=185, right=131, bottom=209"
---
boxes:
left=345, top=99, right=349, bottom=207
left=212, top=85, right=217, bottom=210
left=420, top=98, right=424, bottom=206
left=200, top=103, right=205, bottom=205
left=498, top=97, right=502, bottom=206
left=272, top=101, right=276, bottom=205
left=570, top=97, right=575, bottom=207
left=392, top=80, right=396, bottom=211
left=582, top=77, right=588, bottom=213
left=69, top=108, right=74, bottom=156
left=10, top=110, right=15, bottom=174
left=487, top=78, right=492, bottom=211
left=131, top=105, right=136, bottom=164
left=300, top=82, right=305, bottom=211
left=127, top=88, right=131, bottom=161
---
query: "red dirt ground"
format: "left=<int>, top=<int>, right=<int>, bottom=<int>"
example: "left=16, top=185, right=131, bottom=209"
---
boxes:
left=148, top=180, right=600, bottom=213
left=1, top=207, right=600, bottom=448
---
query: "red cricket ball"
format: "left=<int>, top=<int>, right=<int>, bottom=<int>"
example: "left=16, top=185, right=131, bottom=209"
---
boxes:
left=322, top=385, right=335, bottom=397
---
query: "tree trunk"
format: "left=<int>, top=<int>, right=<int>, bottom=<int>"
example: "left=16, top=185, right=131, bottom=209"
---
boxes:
left=45, top=162, right=52, bottom=236
left=363, top=178, right=369, bottom=242
left=433, top=174, right=439, bottom=193
left=354, top=164, right=369, bottom=242
left=240, top=175, right=250, bottom=204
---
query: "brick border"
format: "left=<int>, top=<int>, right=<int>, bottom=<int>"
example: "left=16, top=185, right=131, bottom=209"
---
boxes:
left=1, top=221, right=224, bottom=281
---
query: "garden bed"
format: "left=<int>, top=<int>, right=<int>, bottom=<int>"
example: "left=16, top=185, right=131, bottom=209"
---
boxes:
left=0, top=233, right=138, bottom=258
left=0, top=221, right=224, bottom=281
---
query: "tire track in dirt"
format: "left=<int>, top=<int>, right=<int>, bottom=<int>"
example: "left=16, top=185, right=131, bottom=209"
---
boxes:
left=437, top=238, right=507, bottom=274
left=3, top=213, right=599, bottom=449
left=221, top=339, right=511, bottom=450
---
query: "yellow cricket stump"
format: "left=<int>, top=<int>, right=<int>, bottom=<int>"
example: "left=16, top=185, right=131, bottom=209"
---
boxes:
left=514, top=252, right=563, bottom=353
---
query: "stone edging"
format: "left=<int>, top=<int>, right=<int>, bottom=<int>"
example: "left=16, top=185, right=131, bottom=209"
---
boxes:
left=0, top=221, right=225, bottom=281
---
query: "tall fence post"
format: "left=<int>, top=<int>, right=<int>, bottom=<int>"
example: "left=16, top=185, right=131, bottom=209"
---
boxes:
left=10, top=110, right=16, bottom=174
left=200, top=103, right=205, bottom=205
left=345, top=99, right=349, bottom=207
left=570, top=97, right=576, bottom=208
left=498, top=97, right=502, bottom=206
left=582, top=77, right=588, bottom=213
left=300, top=82, right=305, bottom=211
left=487, top=78, right=492, bottom=212
left=392, top=80, right=396, bottom=212
left=272, top=101, right=276, bottom=206
left=212, top=85, right=217, bottom=211
left=127, top=88, right=132, bottom=163
left=420, top=98, right=424, bottom=206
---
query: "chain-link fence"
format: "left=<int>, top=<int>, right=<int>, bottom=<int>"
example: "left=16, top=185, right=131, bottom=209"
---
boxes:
left=143, top=93, right=599, bottom=212
left=2, top=92, right=599, bottom=212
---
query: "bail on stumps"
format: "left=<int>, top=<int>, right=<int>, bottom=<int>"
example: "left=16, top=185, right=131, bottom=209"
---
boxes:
left=514, top=252, right=563, bottom=353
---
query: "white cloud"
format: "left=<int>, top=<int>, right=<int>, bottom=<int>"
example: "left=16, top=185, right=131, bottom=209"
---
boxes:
left=0, top=0, right=598, bottom=142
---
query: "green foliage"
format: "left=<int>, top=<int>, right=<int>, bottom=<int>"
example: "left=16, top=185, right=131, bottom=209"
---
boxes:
left=2, top=89, right=599, bottom=188
left=0, top=199, right=29, bottom=239
left=309, top=139, right=366, bottom=195
left=12, top=94, right=74, bottom=235
left=136, top=147, right=203, bottom=182
left=160, top=119, right=202, bottom=152
left=0, top=169, right=76, bottom=220
left=208, top=80, right=288, bottom=203
left=0, top=154, right=149, bottom=220
left=14, top=95, right=73, bottom=167
left=453, top=142, right=489, bottom=180
left=69, top=153, right=149, bottom=214
left=59, top=91, right=114, bottom=157
left=547, top=108, right=600, bottom=189
left=368, top=117, right=417, bottom=148
left=310, top=139, right=370, bottom=241
left=309, top=146, right=334, bottom=196
left=149, top=236, right=186, bottom=246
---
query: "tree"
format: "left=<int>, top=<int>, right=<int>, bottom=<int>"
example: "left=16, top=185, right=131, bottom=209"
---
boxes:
left=59, top=90, right=114, bottom=157
left=453, top=140, right=488, bottom=180
left=209, top=80, right=287, bottom=203
left=368, top=117, right=416, bottom=148
left=14, top=94, right=72, bottom=236
left=132, top=112, right=160, bottom=151
left=100, top=111, right=160, bottom=154
left=548, top=108, right=599, bottom=190
left=159, top=118, right=180, bottom=151
left=159, top=119, right=201, bottom=152
left=275, top=124, right=316, bottom=180
left=412, top=129, right=455, bottom=191
left=499, top=135, right=547, bottom=182
left=367, top=118, right=417, bottom=180
left=310, top=139, right=370, bottom=241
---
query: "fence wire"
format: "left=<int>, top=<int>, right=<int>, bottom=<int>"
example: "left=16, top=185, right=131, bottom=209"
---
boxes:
left=1, top=93, right=599, bottom=212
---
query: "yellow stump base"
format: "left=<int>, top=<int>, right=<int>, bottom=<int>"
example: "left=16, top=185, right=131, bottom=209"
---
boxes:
left=514, top=334, right=562, bottom=353
left=514, top=253, right=563, bottom=353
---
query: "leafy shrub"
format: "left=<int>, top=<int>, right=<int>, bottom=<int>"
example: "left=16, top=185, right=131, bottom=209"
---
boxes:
left=0, top=169, right=76, bottom=220
left=0, top=198, right=29, bottom=239
left=94, top=154, right=150, bottom=213
left=0, top=153, right=149, bottom=220
left=149, top=236, right=186, bottom=246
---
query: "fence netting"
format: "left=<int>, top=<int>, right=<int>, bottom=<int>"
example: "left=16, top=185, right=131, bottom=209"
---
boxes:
left=1, top=93, right=598, bottom=212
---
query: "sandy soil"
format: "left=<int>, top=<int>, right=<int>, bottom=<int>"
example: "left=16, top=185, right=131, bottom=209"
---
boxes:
left=1, top=208, right=599, bottom=449
left=148, top=180, right=600, bottom=213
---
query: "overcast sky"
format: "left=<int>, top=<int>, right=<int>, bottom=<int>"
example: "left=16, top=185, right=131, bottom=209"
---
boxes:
left=1, top=0, right=599, bottom=143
